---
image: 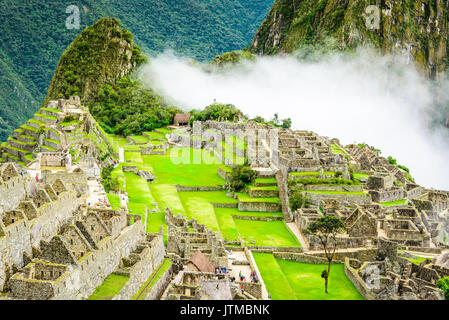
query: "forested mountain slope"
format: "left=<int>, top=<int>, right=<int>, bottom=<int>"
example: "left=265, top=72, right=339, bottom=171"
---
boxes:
left=0, top=0, right=274, bottom=140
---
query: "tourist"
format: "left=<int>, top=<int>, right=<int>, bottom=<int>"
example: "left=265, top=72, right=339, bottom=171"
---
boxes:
left=240, top=284, right=244, bottom=294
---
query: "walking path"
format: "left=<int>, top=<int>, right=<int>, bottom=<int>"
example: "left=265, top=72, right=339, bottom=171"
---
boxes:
left=227, top=249, right=269, bottom=300
left=286, top=222, right=309, bottom=251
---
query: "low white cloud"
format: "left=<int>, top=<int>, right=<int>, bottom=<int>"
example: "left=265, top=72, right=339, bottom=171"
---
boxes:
left=139, top=49, right=449, bottom=190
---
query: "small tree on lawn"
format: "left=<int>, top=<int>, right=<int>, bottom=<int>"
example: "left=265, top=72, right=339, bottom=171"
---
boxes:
left=304, top=215, right=346, bottom=294
left=226, top=164, right=258, bottom=192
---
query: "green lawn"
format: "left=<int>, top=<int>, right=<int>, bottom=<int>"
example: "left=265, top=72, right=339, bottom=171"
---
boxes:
left=353, top=172, right=370, bottom=180
left=150, top=184, right=185, bottom=214
left=107, top=193, right=121, bottom=210
left=88, top=273, right=129, bottom=300
left=178, top=192, right=221, bottom=231
left=129, top=135, right=149, bottom=144
left=236, top=220, right=299, bottom=247
left=144, top=131, right=167, bottom=141
left=255, top=177, right=277, bottom=185
left=253, top=253, right=363, bottom=300
left=381, top=199, right=406, bottom=206
left=141, top=148, right=225, bottom=187
left=236, top=192, right=281, bottom=203
left=124, top=172, right=156, bottom=215
left=331, top=144, right=346, bottom=155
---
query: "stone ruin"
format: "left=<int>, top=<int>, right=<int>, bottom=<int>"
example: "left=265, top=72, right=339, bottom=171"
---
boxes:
left=165, top=208, right=228, bottom=268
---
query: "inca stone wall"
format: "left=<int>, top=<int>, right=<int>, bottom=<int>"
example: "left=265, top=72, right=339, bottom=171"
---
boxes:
left=114, top=235, right=165, bottom=300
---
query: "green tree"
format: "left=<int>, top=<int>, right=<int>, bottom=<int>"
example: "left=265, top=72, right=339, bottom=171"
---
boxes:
left=226, top=164, right=257, bottom=192
left=281, top=118, right=292, bottom=128
left=305, top=215, right=346, bottom=294
left=289, top=191, right=310, bottom=211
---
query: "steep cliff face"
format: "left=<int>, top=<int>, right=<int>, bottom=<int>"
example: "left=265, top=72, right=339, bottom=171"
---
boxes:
left=44, top=17, right=145, bottom=105
left=250, top=0, right=449, bottom=79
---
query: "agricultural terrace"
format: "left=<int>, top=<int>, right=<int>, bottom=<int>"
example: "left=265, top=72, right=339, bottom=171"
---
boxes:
left=108, top=130, right=297, bottom=247
left=253, top=253, right=363, bottom=300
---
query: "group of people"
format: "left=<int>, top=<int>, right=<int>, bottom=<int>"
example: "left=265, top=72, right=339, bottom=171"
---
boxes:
left=215, top=267, right=228, bottom=275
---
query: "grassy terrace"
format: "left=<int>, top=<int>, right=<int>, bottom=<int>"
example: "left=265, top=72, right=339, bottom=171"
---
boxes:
left=353, top=172, right=370, bottom=180
left=107, top=193, right=121, bottom=210
left=35, top=112, right=57, bottom=121
left=303, top=190, right=368, bottom=195
left=132, top=258, right=172, bottom=300
left=88, top=273, right=129, bottom=300
left=253, top=253, right=363, bottom=300
left=255, top=177, right=277, bottom=185
left=331, top=144, right=346, bottom=155
left=129, top=135, right=149, bottom=144
left=236, top=192, right=281, bottom=203
left=41, top=107, right=60, bottom=114
left=108, top=140, right=296, bottom=248
left=60, top=120, right=80, bottom=127
left=381, top=199, right=407, bottom=206
left=248, top=185, right=279, bottom=191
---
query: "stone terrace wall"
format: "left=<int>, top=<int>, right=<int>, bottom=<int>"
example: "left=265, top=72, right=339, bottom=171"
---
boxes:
left=53, top=221, right=145, bottom=300
left=344, top=258, right=374, bottom=300
left=305, top=192, right=370, bottom=206
left=0, top=175, right=29, bottom=215
left=0, top=219, right=32, bottom=291
left=114, top=235, right=165, bottom=300
left=238, top=201, right=281, bottom=212
left=142, top=263, right=174, bottom=300
left=29, top=190, right=80, bottom=246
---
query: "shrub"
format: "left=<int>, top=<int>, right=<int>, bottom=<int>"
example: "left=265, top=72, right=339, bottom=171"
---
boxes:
left=388, top=156, right=397, bottom=165
left=189, top=103, right=245, bottom=123
left=101, top=164, right=119, bottom=192
left=227, top=164, right=258, bottom=192
left=437, top=277, right=449, bottom=300
left=289, top=191, right=310, bottom=211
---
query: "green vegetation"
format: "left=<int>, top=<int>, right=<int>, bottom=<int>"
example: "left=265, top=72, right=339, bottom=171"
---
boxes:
left=44, top=18, right=145, bottom=104
left=289, top=177, right=359, bottom=186
left=88, top=273, right=129, bottom=300
left=226, top=164, right=258, bottom=192
left=305, top=215, right=346, bottom=294
left=289, top=191, right=310, bottom=211
left=249, top=113, right=292, bottom=128
left=437, top=277, right=449, bottom=300
left=253, top=253, right=363, bottom=300
left=107, top=193, right=121, bottom=210
left=235, top=219, right=298, bottom=247
left=210, top=50, right=256, bottom=68
left=331, top=144, right=345, bottom=155
left=101, top=165, right=119, bottom=193
left=381, top=199, right=407, bottom=207
left=142, top=148, right=225, bottom=187
left=189, top=103, right=245, bottom=124
left=89, top=76, right=179, bottom=137
left=0, top=0, right=274, bottom=140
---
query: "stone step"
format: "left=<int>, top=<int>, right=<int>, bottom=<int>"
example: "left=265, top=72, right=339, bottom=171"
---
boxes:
left=34, top=113, right=57, bottom=125
left=7, top=138, right=34, bottom=152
